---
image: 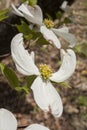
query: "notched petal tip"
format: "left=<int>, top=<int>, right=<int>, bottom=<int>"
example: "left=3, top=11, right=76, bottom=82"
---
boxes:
left=66, top=49, right=76, bottom=60
left=11, top=33, right=23, bottom=47
left=18, top=3, right=33, bottom=17
left=11, top=3, right=24, bottom=17
left=60, top=49, right=66, bottom=60
left=49, top=88, right=63, bottom=118
left=31, top=77, right=63, bottom=118
left=12, top=33, right=23, bottom=40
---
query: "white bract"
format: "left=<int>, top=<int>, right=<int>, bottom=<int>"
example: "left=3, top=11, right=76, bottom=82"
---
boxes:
left=11, top=3, right=76, bottom=49
left=60, top=0, right=70, bottom=11
left=0, top=108, right=17, bottom=130
left=11, top=33, right=76, bottom=117
left=0, top=108, right=49, bottom=130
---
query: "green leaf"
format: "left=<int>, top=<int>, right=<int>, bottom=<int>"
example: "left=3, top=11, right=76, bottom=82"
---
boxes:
left=59, top=82, right=71, bottom=88
left=16, top=21, right=49, bottom=46
left=0, top=9, right=8, bottom=21
left=16, top=21, right=40, bottom=40
left=63, top=17, right=72, bottom=24
left=29, top=0, right=37, bottom=6
left=22, top=0, right=37, bottom=6
left=52, top=80, right=71, bottom=88
left=0, top=63, right=19, bottom=88
left=56, top=11, right=63, bottom=20
left=15, top=85, right=29, bottom=93
left=16, top=21, right=33, bottom=40
left=36, top=34, right=50, bottom=45
left=25, top=75, right=37, bottom=88
left=22, top=0, right=26, bottom=3
left=0, top=63, right=29, bottom=93
left=45, top=13, right=53, bottom=20
left=0, top=9, right=8, bottom=15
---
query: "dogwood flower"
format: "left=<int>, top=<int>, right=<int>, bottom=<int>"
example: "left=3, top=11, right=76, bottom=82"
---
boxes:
left=11, top=33, right=76, bottom=117
left=11, top=3, right=76, bottom=49
left=0, top=108, right=50, bottom=130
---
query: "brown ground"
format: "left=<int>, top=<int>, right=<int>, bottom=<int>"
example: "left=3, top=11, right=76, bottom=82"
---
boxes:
left=0, top=0, right=87, bottom=130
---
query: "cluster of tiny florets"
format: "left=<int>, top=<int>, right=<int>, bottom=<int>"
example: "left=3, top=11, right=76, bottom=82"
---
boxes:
left=39, top=64, right=52, bottom=80
left=43, top=19, right=54, bottom=28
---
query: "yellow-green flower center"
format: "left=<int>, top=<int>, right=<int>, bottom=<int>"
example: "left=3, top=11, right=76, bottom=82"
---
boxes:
left=43, top=19, right=54, bottom=28
left=39, top=64, right=52, bottom=80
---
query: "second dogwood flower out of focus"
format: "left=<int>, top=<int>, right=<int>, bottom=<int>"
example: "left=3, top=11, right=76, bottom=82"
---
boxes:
left=12, top=2, right=76, bottom=49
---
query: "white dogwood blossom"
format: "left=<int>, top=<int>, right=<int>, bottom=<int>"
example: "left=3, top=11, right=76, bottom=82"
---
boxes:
left=11, top=3, right=76, bottom=49
left=11, top=33, right=76, bottom=117
left=0, top=108, right=50, bottom=130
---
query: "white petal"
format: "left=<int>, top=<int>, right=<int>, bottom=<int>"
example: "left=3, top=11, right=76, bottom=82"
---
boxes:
left=60, top=48, right=66, bottom=60
left=56, top=26, right=69, bottom=33
left=0, top=108, right=17, bottom=130
left=18, top=4, right=43, bottom=26
left=40, top=26, right=61, bottom=49
left=30, top=51, right=35, bottom=62
left=11, top=33, right=39, bottom=76
left=31, top=77, right=63, bottom=117
left=18, top=3, right=33, bottom=17
left=50, top=49, right=76, bottom=82
left=60, top=1, right=68, bottom=10
left=33, top=5, right=43, bottom=25
left=52, top=27, right=76, bottom=47
left=11, top=4, right=24, bottom=17
left=24, top=124, right=50, bottom=130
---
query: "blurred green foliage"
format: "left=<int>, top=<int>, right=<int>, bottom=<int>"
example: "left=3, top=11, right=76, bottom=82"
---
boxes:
left=74, top=42, right=87, bottom=57
left=84, top=0, right=87, bottom=7
left=56, top=11, right=72, bottom=26
left=80, top=112, right=87, bottom=121
left=77, top=95, right=87, bottom=121
left=56, top=11, right=63, bottom=20
left=78, top=95, right=87, bottom=106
